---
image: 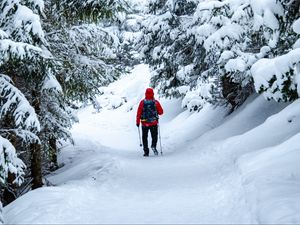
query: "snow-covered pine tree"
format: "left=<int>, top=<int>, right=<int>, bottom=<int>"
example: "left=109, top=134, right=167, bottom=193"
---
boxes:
left=139, top=0, right=300, bottom=112
left=1, top=0, right=132, bottom=203
left=0, top=0, right=49, bottom=194
left=117, top=0, right=146, bottom=69
left=0, top=78, right=34, bottom=211
left=251, top=0, right=300, bottom=102
left=0, top=135, right=26, bottom=222
left=185, top=1, right=248, bottom=110
left=53, top=0, right=128, bottom=24
left=46, top=24, right=123, bottom=102
left=139, top=0, right=198, bottom=98
left=39, top=0, right=131, bottom=170
left=39, top=73, right=76, bottom=171
left=0, top=74, right=39, bottom=205
left=44, top=0, right=130, bottom=103
left=183, top=0, right=295, bottom=111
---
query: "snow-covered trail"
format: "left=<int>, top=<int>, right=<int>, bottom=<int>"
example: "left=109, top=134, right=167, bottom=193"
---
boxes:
left=4, top=65, right=254, bottom=224
left=4, top=64, right=300, bottom=224
left=62, top=104, right=253, bottom=224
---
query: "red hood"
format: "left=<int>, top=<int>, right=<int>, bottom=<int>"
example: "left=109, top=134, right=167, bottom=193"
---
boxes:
left=145, top=88, right=154, bottom=100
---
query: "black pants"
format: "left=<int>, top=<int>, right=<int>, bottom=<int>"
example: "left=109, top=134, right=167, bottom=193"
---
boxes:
left=142, top=125, right=158, bottom=154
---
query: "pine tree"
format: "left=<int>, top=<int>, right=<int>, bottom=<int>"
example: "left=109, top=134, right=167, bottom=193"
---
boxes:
left=140, top=0, right=300, bottom=111
left=44, top=0, right=129, bottom=102
left=0, top=0, right=48, bottom=195
left=38, top=0, right=131, bottom=173
left=139, top=0, right=197, bottom=98
left=251, top=0, right=300, bottom=102
left=0, top=74, right=36, bottom=205
left=39, top=73, right=75, bottom=171
left=187, top=0, right=300, bottom=108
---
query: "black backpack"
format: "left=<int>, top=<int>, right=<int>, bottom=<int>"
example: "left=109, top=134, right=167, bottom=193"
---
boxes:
left=141, top=99, right=158, bottom=123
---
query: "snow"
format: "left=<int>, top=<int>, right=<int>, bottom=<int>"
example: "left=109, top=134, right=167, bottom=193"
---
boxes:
left=0, top=136, right=26, bottom=186
left=293, top=18, right=300, bottom=34
left=294, top=39, right=300, bottom=49
left=263, top=8, right=279, bottom=30
left=4, top=65, right=300, bottom=224
left=249, top=0, right=283, bottom=47
left=0, top=74, right=40, bottom=131
left=42, top=73, right=62, bottom=92
left=0, top=30, right=8, bottom=39
left=250, top=0, right=284, bottom=30
left=238, top=134, right=300, bottom=224
left=225, top=58, right=246, bottom=72
left=13, top=4, right=45, bottom=40
left=197, top=1, right=226, bottom=11
left=204, top=23, right=244, bottom=51
left=218, top=50, right=234, bottom=62
left=181, top=80, right=214, bottom=112
left=231, top=5, right=248, bottom=22
left=191, top=24, right=215, bottom=44
left=0, top=39, right=42, bottom=63
left=129, top=0, right=149, bottom=11
left=251, top=48, right=300, bottom=100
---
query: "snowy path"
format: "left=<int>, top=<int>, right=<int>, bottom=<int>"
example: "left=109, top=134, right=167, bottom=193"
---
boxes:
left=4, top=65, right=300, bottom=224
left=4, top=65, right=255, bottom=224
left=45, top=105, right=253, bottom=224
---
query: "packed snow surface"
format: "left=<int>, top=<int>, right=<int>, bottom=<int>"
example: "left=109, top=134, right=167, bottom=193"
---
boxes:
left=4, top=64, right=300, bottom=224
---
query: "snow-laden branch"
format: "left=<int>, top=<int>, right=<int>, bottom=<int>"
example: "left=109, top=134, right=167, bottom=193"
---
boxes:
left=0, top=29, right=8, bottom=39
left=0, top=39, right=42, bottom=64
left=204, top=23, right=244, bottom=51
left=0, top=129, right=40, bottom=145
left=42, top=73, right=62, bottom=93
left=0, top=74, right=40, bottom=132
left=251, top=48, right=300, bottom=101
left=0, top=136, right=25, bottom=185
left=1, top=1, right=46, bottom=44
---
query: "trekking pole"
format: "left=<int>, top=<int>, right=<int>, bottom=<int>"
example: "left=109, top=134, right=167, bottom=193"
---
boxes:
left=158, top=123, right=163, bottom=155
left=137, top=126, right=142, bottom=147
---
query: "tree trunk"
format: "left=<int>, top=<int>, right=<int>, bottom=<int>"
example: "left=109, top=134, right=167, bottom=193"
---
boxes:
left=30, top=90, right=43, bottom=189
left=30, top=141, right=43, bottom=189
left=49, top=137, right=58, bottom=170
left=2, top=173, right=17, bottom=206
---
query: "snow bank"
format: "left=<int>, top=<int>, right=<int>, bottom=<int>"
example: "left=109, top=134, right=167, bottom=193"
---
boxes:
left=163, top=92, right=299, bottom=224
left=97, top=64, right=151, bottom=111
left=4, top=135, right=117, bottom=224
left=238, top=133, right=300, bottom=224
left=217, top=98, right=300, bottom=223
left=193, top=95, right=287, bottom=145
left=163, top=103, right=227, bottom=154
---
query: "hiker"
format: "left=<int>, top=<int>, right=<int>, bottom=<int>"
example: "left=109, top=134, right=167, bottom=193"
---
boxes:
left=136, top=88, right=163, bottom=156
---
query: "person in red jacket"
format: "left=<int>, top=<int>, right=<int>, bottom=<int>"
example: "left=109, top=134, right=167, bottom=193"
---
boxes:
left=136, top=88, right=163, bottom=156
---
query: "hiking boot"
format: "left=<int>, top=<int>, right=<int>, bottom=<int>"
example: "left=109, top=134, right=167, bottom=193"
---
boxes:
left=144, top=148, right=149, bottom=157
left=152, top=147, right=158, bottom=156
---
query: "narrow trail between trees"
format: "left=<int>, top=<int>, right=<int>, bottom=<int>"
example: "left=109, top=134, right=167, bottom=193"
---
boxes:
left=4, top=65, right=254, bottom=224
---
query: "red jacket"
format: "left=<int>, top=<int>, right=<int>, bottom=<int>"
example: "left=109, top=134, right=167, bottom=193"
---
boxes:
left=136, top=88, right=163, bottom=126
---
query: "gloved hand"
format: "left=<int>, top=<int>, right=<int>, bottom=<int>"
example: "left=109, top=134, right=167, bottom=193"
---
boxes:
left=136, top=123, right=140, bottom=127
